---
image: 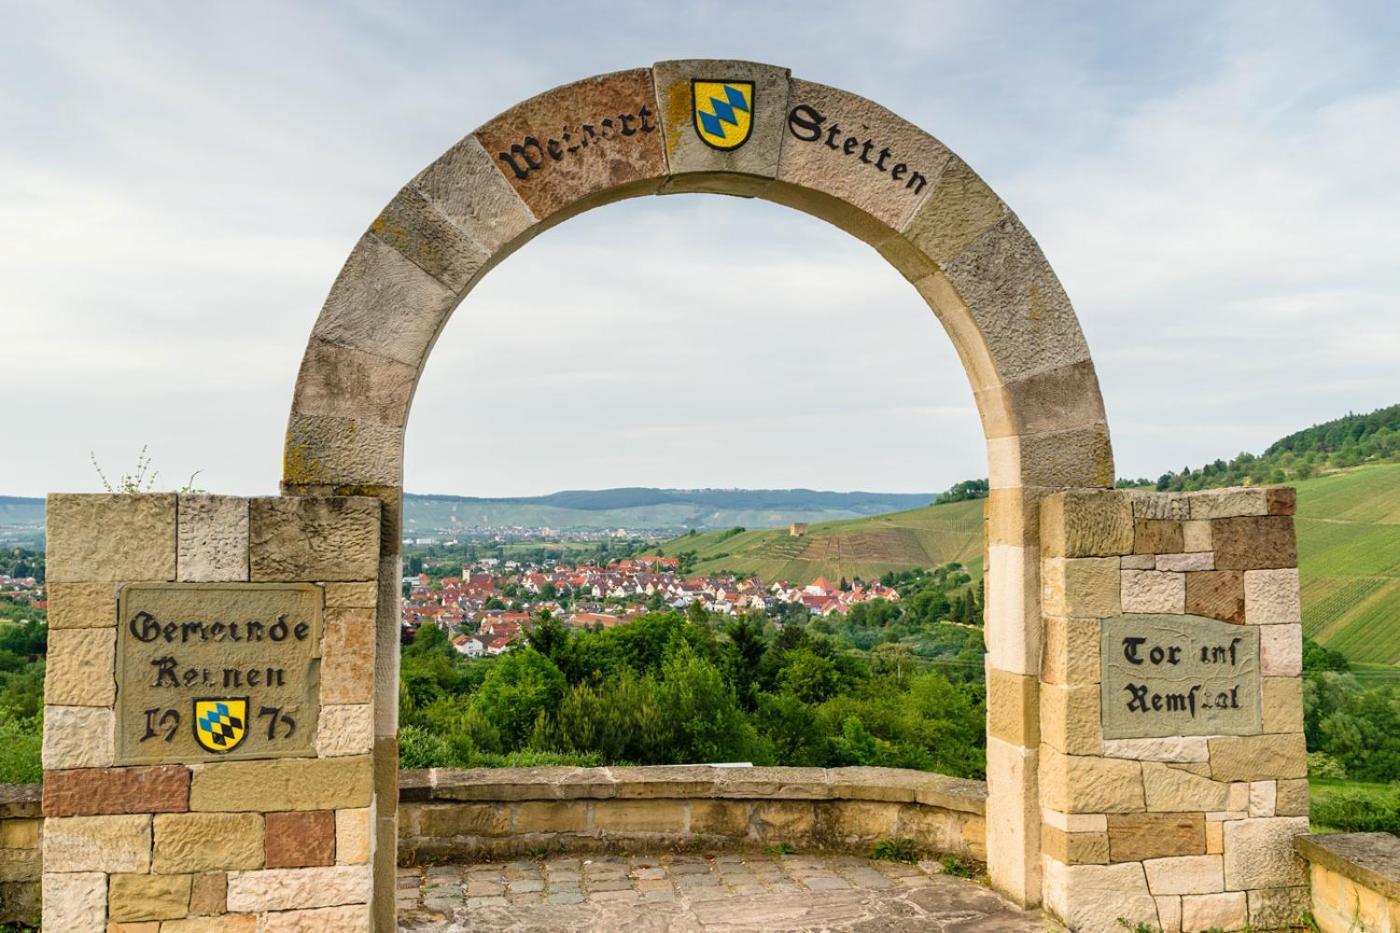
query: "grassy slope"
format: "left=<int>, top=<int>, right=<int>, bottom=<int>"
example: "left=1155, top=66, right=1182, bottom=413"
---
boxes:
left=658, top=498, right=984, bottom=584
left=1293, top=463, right=1400, bottom=667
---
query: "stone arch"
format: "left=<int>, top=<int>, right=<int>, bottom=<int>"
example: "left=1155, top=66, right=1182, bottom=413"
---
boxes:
left=283, top=61, right=1113, bottom=918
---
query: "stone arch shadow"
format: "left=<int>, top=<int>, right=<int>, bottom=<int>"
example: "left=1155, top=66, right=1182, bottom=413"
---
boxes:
left=282, top=61, right=1114, bottom=924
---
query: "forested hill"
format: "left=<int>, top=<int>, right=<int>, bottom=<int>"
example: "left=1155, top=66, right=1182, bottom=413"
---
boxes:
left=0, top=497, right=44, bottom=526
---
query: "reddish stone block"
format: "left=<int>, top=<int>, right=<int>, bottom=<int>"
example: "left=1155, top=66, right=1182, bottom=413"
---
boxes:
left=43, top=765, right=189, bottom=817
left=1133, top=519, right=1184, bottom=555
left=1185, top=571, right=1245, bottom=624
left=1106, top=812, right=1206, bottom=862
left=1212, top=516, right=1297, bottom=570
left=1266, top=487, right=1296, bottom=516
left=264, top=810, right=336, bottom=868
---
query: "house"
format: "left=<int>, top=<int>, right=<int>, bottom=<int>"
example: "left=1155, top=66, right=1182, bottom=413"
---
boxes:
left=452, top=635, right=485, bottom=658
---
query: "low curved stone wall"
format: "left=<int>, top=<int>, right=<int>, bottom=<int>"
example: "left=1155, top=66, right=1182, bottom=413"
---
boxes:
left=1, top=783, right=41, bottom=923
left=398, top=765, right=987, bottom=864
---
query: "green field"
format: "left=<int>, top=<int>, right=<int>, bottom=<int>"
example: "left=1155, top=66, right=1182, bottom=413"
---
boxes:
left=658, top=497, right=984, bottom=583
left=1294, top=464, right=1400, bottom=667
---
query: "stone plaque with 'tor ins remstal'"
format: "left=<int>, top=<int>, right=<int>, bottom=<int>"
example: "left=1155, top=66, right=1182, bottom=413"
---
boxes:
left=115, top=583, right=322, bottom=764
left=1101, top=613, right=1262, bottom=740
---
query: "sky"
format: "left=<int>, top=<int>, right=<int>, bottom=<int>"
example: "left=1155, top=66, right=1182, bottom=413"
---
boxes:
left=2, top=1, right=1398, bottom=499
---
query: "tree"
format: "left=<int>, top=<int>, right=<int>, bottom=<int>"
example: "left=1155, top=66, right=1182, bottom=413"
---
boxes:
left=469, top=648, right=566, bottom=747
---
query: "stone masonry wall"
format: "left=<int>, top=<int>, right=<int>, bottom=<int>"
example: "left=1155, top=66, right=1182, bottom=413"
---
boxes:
left=398, top=766, right=987, bottom=865
left=1037, top=486, right=1310, bottom=933
left=1, top=783, right=41, bottom=924
left=1295, top=833, right=1400, bottom=933
left=42, top=493, right=383, bottom=933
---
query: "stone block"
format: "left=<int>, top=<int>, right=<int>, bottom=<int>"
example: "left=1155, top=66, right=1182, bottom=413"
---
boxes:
left=47, top=493, right=177, bottom=582
left=1276, top=779, right=1309, bottom=817
left=1207, top=819, right=1223, bottom=854
left=515, top=800, right=589, bottom=834
left=1041, top=824, right=1109, bottom=864
left=413, top=802, right=510, bottom=838
left=1042, top=557, right=1120, bottom=619
left=821, top=800, right=899, bottom=843
left=987, top=669, right=1039, bottom=747
left=753, top=801, right=817, bottom=841
left=1208, top=733, right=1307, bottom=781
left=1040, top=489, right=1133, bottom=558
left=44, top=813, right=151, bottom=872
left=293, top=339, right=418, bottom=429
left=43, top=765, right=189, bottom=817
left=1133, top=493, right=1189, bottom=521
left=1041, top=860, right=1158, bottom=933
left=1185, top=570, right=1245, bottom=623
left=42, top=705, right=115, bottom=770
left=1134, top=519, right=1185, bottom=555
left=1039, top=683, right=1100, bottom=755
left=177, top=495, right=249, bottom=582
left=1249, top=780, right=1277, bottom=817
left=899, top=154, right=1007, bottom=267
left=652, top=59, right=790, bottom=186
left=1156, top=552, right=1213, bottom=572
left=1266, top=487, right=1297, bottom=516
left=1102, top=737, right=1209, bottom=763
left=1212, top=516, right=1297, bottom=570
left=190, top=870, right=227, bottom=914
left=225, top=864, right=371, bottom=912
left=1142, top=762, right=1231, bottom=812
left=1041, top=615, right=1101, bottom=685
left=108, top=872, right=192, bottom=921
left=317, top=704, right=374, bottom=757
left=1156, top=894, right=1182, bottom=933
left=411, top=133, right=537, bottom=257
left=190, top=756, right=372, bottom=812
left=283, top=413, right=403, bottom=487
left=154, top=812, right=264, bottom=873
left=323, top=581, right=378, bottom=609
left=685, top=799, right=747, bottom=837
left=1040, top=745, right=1144, bottom=813
left=47, top=581, right=117, bottom=628
left=0, top=849, right=40, bottom=883
left=984, top=737, right=1039, bottom=902
left=474, top=68, right=667, bottom=221
left=1260, top=624, right=1303, bottom=676
left=1012, top=424, right=1115, bottom=489
left=335, top=808, right=371, bottom=865
left=1190, top=488, right=1269, bottom=520
left=1121, top=553, right=1156, bottom=570
left=1244, top=568, right=1301, bottom=625
left=0, top=818, right=38, bottom=848
left=1182, top=520, right=1212, bottom=553
left=593, top=800, right=686, bottom=834
left=260, top=904, right=372, bottom=932
left=1121, top=570, right=1186, bottom=614
left=248, top=497, right=380, bottom=582
left=1144, top=854, right=1224, bottom=895
left=369, top=185, right=490, bottom=292
left=1181, top=891, right=1247, bottom=932
left=160, top=917, right=257, bottom=933
left=1107, top=812, right=1206, bottom=862
left=322, top=608, right=376, bottom=705
left=42, top=871, right=107, bottom=933
left=1222, top=817, right=1310, bottom=889
left=265, top=810, right=336, bottom=868
left=1247, top=886, right=1311, bottom=929
left=984, top=544, right=1040, bottom=675
left=45, top=627, right=116, bottom=706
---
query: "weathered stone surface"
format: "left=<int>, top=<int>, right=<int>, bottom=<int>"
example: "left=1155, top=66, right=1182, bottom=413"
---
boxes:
left=1156, top=552, right=1213, bottom=572
left=1121, top=554, right=1156, bottom=569
left=265, top=810, right=336, bottom=868
left=1039, top=745, right=1144, bottom=813
left=983, top=737, right=1038, bottom=902
left=225, top=864, right=371, bottom=912
left=42, top=705, right=115, bottom=770
left=413, top=802, right=510, bottom=838
left=475, top=69, right=666, bottom=221
left=1181, top=891, right=1247, bottom=932
left=895, top=155, right=1007, bottom=278
left=47, top=493, right=177, bottom=582
left=1142, top=763, right=1231, bottom=812
left=369, top=186, right=490, bottom=292
left=318, top=703, right=374, bottom=757
left=987, top=670, right=1039, bottom=748
left=1184, top=570, right=1245, bottom=623
left=1266, top=487, right=1297, bottom=516
left=294, top=339, right=418, bottom=429
left=513, top=799, right=588, bottom=834
left=322, top=608, right=376, bottom=705
left=42, top=871, right=107, bottom=933
left=984, top=544, right=1039, bottom=676
left=44, top=765, right=188, bottom=817
left=45, top=627, right=116, bottom=706
left=1102, top=737, right=1209, bottom=762
left=323, top=582, right=377, bottom=609
left=1156, top=894, right=1182, bottom=933
left=593, top=800, right=687, bottom=833
left=1247, top=885, right=1312, bottom=929
left=248, top=497, right=380, bottom=582
left=1041, top=824, right=1109, bottom=864
left=1039, top=683, right=1100, bottom=755
left=1208, top=733, right=1307, bottom=781
left=1249, top=780, right=1277, bottom=817
left=1182, top=520, right=1212, bottom=553
left=1212, top=516, right=1297, bottom=570
left=1041, top=615, right=1100, bottom=686
left=154, top=812, right=264, bottom=873
left=0, top=817, right=38, bottom=849
left=1276, top=778, right=1309, bottom=817
left=1295, top=833, right=1400, bottom=901
left=1121, top=570, right=1186, bottom=614
left=191, top=756, right=372, bottom=812
left=1134, top=519, right=1185, bottom=555
left=652, top=60, right=790, bottom=186
left=1144, top=855, right=1224, bottom=895
left=1260, top=623, right=1303, bottom=676
left=261, top=904, right=372, bottom=932
left=1040, top=489, right=1133, bottom=558
left=177, top=495, right=249, bottom=582
left=44, top=813, right=151, bottom=872
left=1042, top=557, right=1120, bottom=619
left=1244, top=568, right=1301, bottom=625
left=1108, top=812, right=1206, bottom=862
left=336, top=808, right=371, bottom=865
left=1133, top=493, right=1189, bottom=521
left=1222, top=817, right=1310, bottom=889
left=997, top=360, right=1109, bottom=439
left=190, top=870, right=227, bottom=914
left=1042, top=860, right=1158, bottom=933
left=162, top=916, right=257, bottom=933
left=283, top=413, right=404, bottom=487
left=108, top=871, right=192, bottom=921
left=1005, top=424, right=1114, bottom=490
left=411, top=133, right=537, bottom=257
left=47, top=581, right=117, bottom=628
left=1189, top=488, right=1269, bottom=520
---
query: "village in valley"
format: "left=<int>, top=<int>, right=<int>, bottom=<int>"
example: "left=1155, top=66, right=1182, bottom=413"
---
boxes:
left=402, top=554, right=903, bottom=658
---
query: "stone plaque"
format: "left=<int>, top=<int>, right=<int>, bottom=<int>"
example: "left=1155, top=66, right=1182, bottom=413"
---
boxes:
left=115, top=583, right=322, bottom=764
left=1101, top=613, right=1261, bottom=740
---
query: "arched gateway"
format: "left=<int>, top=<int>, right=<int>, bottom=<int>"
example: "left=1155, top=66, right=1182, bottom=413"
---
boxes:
left=41, top=61, right=1310, bottom=933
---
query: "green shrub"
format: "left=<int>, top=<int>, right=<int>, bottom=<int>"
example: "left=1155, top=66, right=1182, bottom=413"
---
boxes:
left=1311, top=784, right=1400, bottom=834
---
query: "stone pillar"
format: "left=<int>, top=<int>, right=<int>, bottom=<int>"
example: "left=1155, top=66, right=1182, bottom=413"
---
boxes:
left=1038, top=487, right=1309, bottom=933
left=42, top=493, right=382, bottom=932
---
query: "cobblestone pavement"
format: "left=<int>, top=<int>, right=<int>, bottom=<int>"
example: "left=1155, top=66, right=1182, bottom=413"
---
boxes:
left=397, top=852, right=1056, bottom=931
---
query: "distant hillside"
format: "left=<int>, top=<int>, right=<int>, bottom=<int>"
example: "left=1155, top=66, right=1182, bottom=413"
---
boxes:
left=0, top=497, right=44, bottom=527
left=656, top=498, right=985, bottom=584
left=402, top=488, right=934, bottom=533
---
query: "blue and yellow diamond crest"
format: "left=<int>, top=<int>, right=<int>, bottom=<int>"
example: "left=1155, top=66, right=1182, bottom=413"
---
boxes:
left=692, top=80, right=754, bottom=151
left=193, top=697, right=248, bottom=754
